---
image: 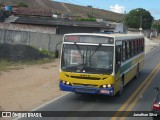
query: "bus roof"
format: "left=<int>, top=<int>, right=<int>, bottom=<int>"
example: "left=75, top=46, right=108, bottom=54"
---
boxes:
left=64, top=33, right=144, bottom=41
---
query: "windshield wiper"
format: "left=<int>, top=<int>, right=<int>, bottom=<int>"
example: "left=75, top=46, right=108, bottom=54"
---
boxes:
left=74, top=43, right=86, bottom=66
left=74, top=43, right=83, bottom=57
left=88, top=44, right=101, bottom=66
left=90, top=44, right=101, bottom=58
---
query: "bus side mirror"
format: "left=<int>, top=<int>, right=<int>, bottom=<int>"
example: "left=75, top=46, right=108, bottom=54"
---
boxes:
left=55, top=50, right=59, bottom=58
left=154, top=87, right=159, bottom=91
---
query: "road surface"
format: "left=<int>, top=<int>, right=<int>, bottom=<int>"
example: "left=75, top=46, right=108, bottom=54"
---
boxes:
left=18, top=46, right=160, bottom=120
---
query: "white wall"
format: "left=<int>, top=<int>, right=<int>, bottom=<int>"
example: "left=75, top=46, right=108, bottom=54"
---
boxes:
left=113, top=23, right=124, bottom=33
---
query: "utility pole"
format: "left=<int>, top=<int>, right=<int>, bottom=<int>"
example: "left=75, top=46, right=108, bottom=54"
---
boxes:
left=137, top=9, right=142, bottom=34
left=139, top=16, right=142, bottom=34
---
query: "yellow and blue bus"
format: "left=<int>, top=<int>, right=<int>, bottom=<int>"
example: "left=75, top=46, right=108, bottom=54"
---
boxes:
left=59, top=33, right=144, bottom=96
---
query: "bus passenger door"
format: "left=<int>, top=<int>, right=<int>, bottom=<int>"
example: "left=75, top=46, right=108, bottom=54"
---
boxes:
left=115, top=45, right=121, bottom=75
left=114, top=45, right=122, bottom=94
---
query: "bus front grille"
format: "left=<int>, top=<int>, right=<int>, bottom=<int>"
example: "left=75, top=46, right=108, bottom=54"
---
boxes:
left=70, top=76, right=101, bottom=80
left=73, top=83, right=98, bottom=87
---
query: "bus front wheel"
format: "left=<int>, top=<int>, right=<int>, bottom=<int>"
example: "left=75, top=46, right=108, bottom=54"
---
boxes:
left=117, top=79, right=124, bottom=96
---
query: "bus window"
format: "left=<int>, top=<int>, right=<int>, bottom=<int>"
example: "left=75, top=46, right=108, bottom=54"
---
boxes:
left=141, top=38, right=144, bottom=52
left=115, top=45, right=121, bottom=74
left=133, top=40, right=135, bottom=55
left=116, top=45, right=121, bottom=64
left=142, top=38, right=144, bottom=51
left=139, top=39, right=142, bottom=52
left=135, top=40, right=137, bottom=55
left=122, top=42, right=126, bottom=61
left=131, top=40, right=134, bottom=56
left=137, top=39, right=139, bottom=54
left=125, top=42, right=128, bottom=59
left=127, top=41, right=130, bottom=58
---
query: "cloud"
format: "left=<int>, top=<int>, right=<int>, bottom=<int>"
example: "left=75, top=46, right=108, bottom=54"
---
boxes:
left=110, top=4, right=125, bottom=13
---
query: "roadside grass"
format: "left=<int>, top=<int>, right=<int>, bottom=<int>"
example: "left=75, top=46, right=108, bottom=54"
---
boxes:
left=0, top=44, right=55, bottom=72
left=0, top=58, right=54, bottom=72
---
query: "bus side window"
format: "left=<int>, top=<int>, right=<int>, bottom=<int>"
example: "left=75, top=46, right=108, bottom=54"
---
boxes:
left=142, top=38, right=144, bottom=51
left=133, top=40, right=135, bottom=55
left=122, top=42, right=126, bottom=61
left=127, top=41, right=130, bottom=58
left=140, top=39, right=142, bottom=52
left=135, top=40, right=137, bottom=55
left=131, top=40, right=134, bottom=56
left=116, top=45, right=121, bottom=64
left=125, top=41, right=128, bottom=59
left=137, top=39, right=140, bottom=53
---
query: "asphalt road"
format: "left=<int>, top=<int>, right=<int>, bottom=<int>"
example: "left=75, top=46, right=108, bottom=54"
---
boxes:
left=18, top=46, right=160, bottom=120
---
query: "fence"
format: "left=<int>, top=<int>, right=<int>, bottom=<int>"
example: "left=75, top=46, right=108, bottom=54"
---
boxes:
left=0, top=29, right=63, bottom=52
left=127, top=29, right=158, bottom=38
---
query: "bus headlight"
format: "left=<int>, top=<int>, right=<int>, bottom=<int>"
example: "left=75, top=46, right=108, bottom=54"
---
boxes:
left=62, top=81, right=65, bottom=84
left=61, top=80, right=72, bottom=86
left=66, top=81, right=70, bottom=85
left=107, top=84, right=111, bottom=88
left=102, top=85, right=107, bottom=88
left=101, top=84, right=113, bottom=88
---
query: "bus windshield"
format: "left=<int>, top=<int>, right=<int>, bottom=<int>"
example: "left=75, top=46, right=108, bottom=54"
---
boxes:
left=61, top=44, right=113, bottom=74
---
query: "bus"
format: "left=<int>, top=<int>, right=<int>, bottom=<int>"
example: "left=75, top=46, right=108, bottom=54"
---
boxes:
left=59, top=33, right=144, bottom=96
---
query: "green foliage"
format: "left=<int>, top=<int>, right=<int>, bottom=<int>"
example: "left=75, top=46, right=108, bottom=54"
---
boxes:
left=152, top=23, right=160, bottom=29
left=52, top=11, right=61, bottom=15
left=124, top=8, right=154, bottom=29
left=38, top=49, right=54, bottom=58
left=87, top=12, right=94, bottom=18
left=17, top=2, right=28, bottom=7
left=76, top=18, right=96, bottom=21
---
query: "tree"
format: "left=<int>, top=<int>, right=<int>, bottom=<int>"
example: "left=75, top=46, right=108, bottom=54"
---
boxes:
left=152, top=23, right=160, bottom=33
left=152, top=23, right=160, bottom=29
left=124, top=8, right=154, bottom=29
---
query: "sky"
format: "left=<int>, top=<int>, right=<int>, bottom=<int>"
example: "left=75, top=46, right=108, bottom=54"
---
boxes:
left=54, top=0, right=160, bottom=20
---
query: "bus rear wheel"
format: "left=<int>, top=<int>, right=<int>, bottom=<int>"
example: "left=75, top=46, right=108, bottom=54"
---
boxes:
left=135, top=65, right=139, bottom=79
left=117, top=79, right=124, bottom=96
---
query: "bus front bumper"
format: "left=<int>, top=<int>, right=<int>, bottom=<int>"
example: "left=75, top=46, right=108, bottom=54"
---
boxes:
left=59, top=83, right=114, bottom=96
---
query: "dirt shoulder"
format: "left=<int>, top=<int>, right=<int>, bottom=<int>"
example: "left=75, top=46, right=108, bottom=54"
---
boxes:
left=0, top=59, right=66, bottom=111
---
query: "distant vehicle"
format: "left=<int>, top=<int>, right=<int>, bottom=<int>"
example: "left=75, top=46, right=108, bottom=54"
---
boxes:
left=59, top=33, right=145, bottom=96
left=152, top=87, right=160, bottom=120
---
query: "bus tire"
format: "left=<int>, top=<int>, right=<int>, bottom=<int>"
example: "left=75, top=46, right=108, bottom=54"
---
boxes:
left=135, top=65, right=139, bottom=79
left=117, top=79, right=124, bottom=96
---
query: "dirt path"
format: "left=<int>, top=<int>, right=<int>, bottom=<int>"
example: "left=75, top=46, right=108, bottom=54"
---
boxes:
left=0, top=59, right=66, bottom=111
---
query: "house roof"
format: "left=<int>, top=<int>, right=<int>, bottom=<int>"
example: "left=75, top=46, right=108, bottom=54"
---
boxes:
left=12, top=16, right=114, bottom=29
left=15, top=8, right=53, bottom=17
left=0, top=0, right=124, bottom=22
